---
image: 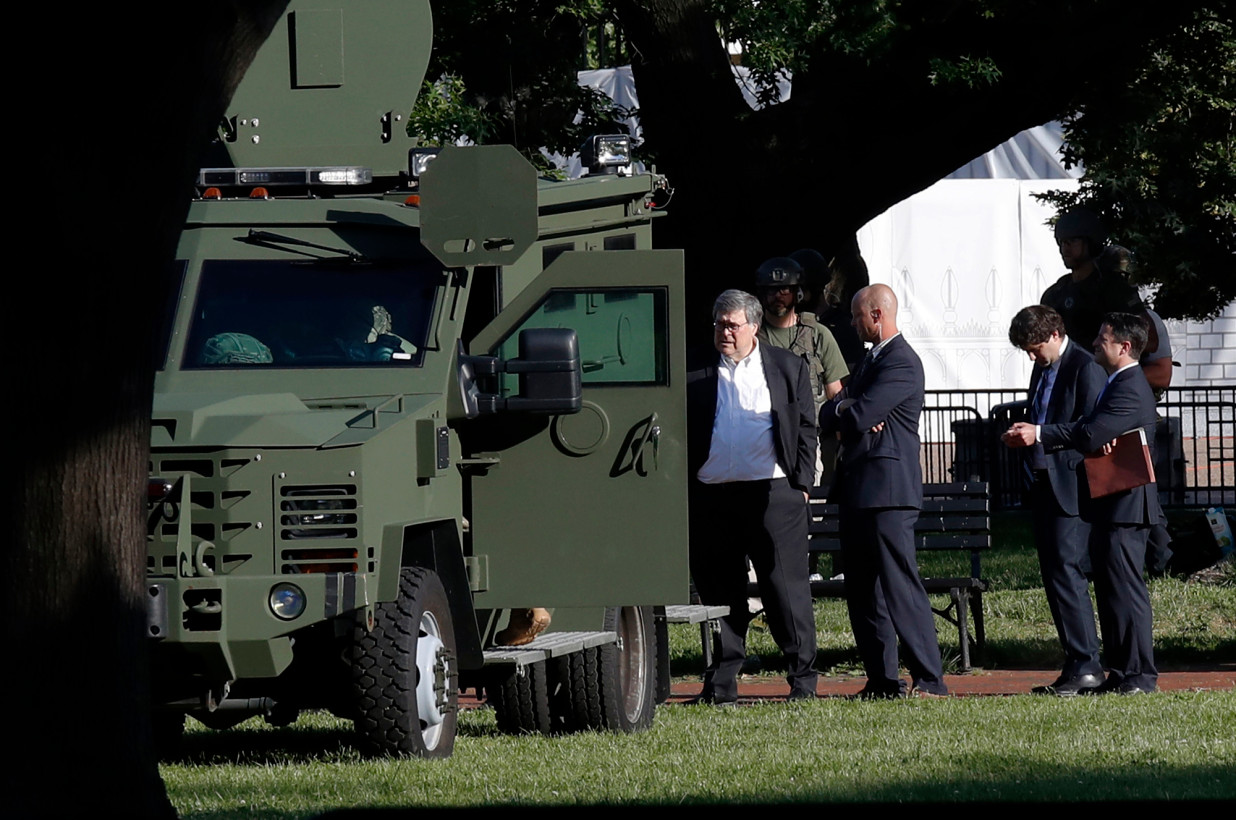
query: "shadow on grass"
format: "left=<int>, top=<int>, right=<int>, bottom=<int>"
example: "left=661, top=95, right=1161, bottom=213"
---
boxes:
left=164, top=707, right=505, bottom=766
left=1155, top=635, right=1236, bottom=667
left=973, top=636, right=1069, bottom=669
left=165, top=720, right=358, bottom=766
left=315, top=761, right=1236, bottom=810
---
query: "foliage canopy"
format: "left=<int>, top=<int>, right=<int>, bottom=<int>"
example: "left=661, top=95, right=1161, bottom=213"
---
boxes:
left=414, top=0, right=1234, bottom=318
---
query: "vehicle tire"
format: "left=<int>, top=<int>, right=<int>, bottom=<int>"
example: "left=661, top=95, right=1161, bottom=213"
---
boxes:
left=351, top=567, right=458, bottom=758
left=487, top=660, right=552, bottom=735
left=546, top=654, right=577, bottom=733
left=545, top=646, right=606, bottom=733
left=597, top=605, right=656, bottom=732
left=653, top=606, right=671, bottom=704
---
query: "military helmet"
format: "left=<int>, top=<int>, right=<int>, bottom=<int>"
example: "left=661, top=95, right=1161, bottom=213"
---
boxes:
left=755, top=256, right=804, bottom=288
left=1098, top=244, right=1136, bottom=276
left=789, top=248, right=828, bottom=291
left=200, top=332, right=274, bottom=365
left=1053, top=207, right=1107, bottom=246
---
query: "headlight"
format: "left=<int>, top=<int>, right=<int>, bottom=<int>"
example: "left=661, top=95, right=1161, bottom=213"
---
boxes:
left=269, top=583, right=306, bottom=620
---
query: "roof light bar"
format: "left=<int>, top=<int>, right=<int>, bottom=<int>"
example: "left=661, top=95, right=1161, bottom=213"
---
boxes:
left=196, top=166, right=374, bottom=187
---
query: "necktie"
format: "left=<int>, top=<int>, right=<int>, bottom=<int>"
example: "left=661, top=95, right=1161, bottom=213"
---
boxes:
left=852, top=348, right=874, bottom=389
left=1025, top=365, right=1055, bottom=476
left=1032, top=365, right=1056, bottom=424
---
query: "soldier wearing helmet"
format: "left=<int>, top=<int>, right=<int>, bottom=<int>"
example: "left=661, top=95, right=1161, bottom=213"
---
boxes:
left=754, top=257, right=848, bottom=414
left=789, top=248, right=828, bottom=316
left=1041, top=208, right=1143, bottom=344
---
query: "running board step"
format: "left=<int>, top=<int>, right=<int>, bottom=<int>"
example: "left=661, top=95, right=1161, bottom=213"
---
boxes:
left=662, top=604, right=730, bottom=623
left=482, top=630, right=617, bottom=667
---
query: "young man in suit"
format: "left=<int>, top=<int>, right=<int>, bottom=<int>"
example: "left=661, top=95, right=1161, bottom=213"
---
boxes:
left=819, top=284, right=948, bottom=698
left=686, top=289, right=819, bottom=705
left=1002, top=306, right=1107, bottom=695
left=1005, top=312, right=1159, bottom=694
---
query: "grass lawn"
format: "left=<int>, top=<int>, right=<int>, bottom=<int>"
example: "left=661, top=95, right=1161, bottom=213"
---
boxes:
left=166, top=692, right=1235, bottom=816
left=161, top=510, right=1236, bottom=816
left=718, top=510, right=1236, bottom=677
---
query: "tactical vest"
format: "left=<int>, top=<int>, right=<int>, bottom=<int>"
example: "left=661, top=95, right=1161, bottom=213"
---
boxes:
left=761, top=312, right=828, bottom=408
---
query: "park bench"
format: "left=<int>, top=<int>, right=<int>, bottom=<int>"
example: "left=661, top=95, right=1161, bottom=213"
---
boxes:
left=663, top=603, right=731, bottom=670
left=750, top=481, right=991, bottom=672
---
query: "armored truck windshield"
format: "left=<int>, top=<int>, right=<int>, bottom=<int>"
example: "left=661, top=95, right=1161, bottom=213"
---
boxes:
left=182, top=260, right=438, bottom=369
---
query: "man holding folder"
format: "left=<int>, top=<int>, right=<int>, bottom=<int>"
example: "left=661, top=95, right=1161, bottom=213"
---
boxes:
left=1004, top=312, right=1159, bottom=694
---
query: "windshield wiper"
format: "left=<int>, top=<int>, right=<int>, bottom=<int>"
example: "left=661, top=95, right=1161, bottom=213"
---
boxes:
left=239, top=229, right=367, bottom=262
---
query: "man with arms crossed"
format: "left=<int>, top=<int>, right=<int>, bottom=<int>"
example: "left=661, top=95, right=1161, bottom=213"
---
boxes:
left=819, top=284, right=947, bottom=698
left=686, top=289, right=819, bottom=705
left=1003, top=306, right=1107, bottom=695
left=1005, top=313, right=1159, bottom=694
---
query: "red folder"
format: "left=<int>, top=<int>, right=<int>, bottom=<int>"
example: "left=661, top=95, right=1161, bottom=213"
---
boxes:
left=1084, top=428, right=1156, bottom=498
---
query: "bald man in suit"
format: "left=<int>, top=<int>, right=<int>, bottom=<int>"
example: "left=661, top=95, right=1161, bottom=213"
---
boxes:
left=819, top=284, right=947, bottom=698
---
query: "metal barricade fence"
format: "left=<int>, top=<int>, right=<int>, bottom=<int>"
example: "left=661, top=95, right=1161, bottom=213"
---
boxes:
left=916, top=386, right=1236, bottom=509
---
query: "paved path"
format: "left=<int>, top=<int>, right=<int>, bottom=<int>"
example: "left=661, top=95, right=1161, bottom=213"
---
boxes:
left=461, top=666, right=1233, bottom=708
left=666, top=665, right=1236, bottom=702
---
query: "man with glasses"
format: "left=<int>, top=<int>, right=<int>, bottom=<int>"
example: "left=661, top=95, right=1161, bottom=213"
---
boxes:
left=685, top=289, right=819, bottom=705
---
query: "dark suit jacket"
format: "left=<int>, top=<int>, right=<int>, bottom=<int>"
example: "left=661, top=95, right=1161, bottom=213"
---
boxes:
left=1040, top=365, right=1161, bottom=526
left=818, top=334, right=923, bottom=510
left=686, top=343, right=817, bottom=493
left=1031, top=339, right=1107, bottom=516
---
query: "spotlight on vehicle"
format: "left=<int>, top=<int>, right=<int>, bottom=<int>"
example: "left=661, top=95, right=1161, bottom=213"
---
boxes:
left=581, top=134, right=631, bottom=176
left=408, top=147, right=441, bottom=180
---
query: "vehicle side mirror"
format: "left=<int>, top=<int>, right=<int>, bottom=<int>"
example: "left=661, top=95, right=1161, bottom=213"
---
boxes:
left=457, top=328, right=582, bottom=417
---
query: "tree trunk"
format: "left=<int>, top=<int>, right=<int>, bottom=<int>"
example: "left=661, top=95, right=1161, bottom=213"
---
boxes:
left=6, top=4, right=287, bottom=816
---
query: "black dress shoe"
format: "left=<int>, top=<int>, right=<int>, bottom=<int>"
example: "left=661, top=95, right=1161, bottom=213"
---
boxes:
left=786, top=688, right=816, bottom=702
left=1032, top=673, right=1104, bottom=696
left=1114, top=683, right=1147, bottom=695
left=1083, top=677, right=1135, bottom=696
left=853, top=684, right=902, bottom=701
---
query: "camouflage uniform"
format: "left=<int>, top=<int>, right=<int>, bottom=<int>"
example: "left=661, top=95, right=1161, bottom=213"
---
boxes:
left=756, top=311, right=848, bottom=415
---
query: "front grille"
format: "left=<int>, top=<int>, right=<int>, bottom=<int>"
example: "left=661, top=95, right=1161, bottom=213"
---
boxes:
left=278, top=484, right=362, bottom=573
left=147, top=451, right=259, bottom=577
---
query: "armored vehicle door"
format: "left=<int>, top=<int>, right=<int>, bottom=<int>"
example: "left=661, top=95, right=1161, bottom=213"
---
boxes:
left=466, top=250, right=688, bottom=608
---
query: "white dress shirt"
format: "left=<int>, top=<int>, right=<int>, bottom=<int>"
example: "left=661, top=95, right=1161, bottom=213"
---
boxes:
left=697, top=341, right=785, bottom=484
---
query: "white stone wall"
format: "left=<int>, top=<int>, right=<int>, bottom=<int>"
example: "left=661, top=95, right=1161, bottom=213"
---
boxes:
left=1179, top=306, right=1236, bottom=385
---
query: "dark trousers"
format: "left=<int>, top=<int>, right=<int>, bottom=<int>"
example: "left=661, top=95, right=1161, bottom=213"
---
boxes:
left=1030, top=475, right=1102, bottom=677
left=840, top=507, right=946, bottom=694
left=689, top=478, right=818, bottom=700
left=1146, top=519, right=1173, bottom=576
left=1091, top=524, right=1158, bottom=690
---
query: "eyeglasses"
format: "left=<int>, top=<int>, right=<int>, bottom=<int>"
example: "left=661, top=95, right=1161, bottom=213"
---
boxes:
left=713, top=321, right=749, bottom=335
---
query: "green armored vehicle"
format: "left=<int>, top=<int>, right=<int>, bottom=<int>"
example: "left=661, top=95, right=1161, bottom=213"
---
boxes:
left=147, top=0, right=689, bottom=757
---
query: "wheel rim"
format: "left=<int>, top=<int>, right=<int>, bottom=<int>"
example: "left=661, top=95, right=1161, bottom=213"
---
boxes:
left=617, top=607, right=648, bottom=721
left=415, top=609, right=450, bottom=748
